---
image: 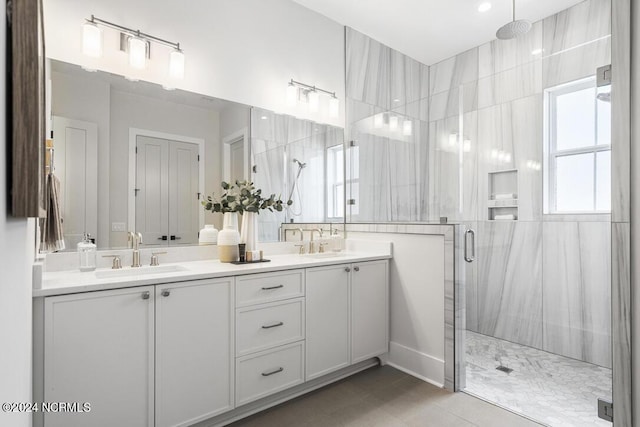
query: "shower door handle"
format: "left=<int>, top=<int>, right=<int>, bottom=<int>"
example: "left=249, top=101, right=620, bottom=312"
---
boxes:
left=464, top=228, right=476, bottom=263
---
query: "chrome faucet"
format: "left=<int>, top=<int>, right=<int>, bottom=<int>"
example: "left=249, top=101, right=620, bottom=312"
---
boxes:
left=128, top=232, right=143, bottom=267
left=309, top=228, right=323, bottom=254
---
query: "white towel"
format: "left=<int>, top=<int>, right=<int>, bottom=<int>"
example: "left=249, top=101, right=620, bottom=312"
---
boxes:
left=494, top=214, right=516, bottom=220
left=494, top=193, right=516, bottom=200
left=40, top=174, right=66, bottom=252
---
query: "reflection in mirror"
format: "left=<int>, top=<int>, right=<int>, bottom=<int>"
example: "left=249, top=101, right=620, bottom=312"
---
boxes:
left=250, top=108, right=344, bottom=242
left=46, top=59, right=250, bottom=251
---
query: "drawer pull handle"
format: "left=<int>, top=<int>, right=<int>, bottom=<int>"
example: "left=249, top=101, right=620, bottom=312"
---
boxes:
left=261, top=367, right=284, bottom=377
left=161, top=290, right=170, bottom=297
left=354, top=266, right=360, bottom=272
left=262, top=321, right=284, bottom=329
left=141, top=291, right=150, bottom=300
left=261, top=284, right=284, bottom=291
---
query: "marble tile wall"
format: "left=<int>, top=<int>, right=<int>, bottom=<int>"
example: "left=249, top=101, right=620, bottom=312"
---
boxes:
left=475, top=221, right=543, bottom=349
left=346, top=28, right=429, bottom=223
left=542, top=222, right=612, bottom=368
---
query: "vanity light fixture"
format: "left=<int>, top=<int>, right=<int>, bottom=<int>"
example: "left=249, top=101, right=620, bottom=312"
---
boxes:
left=402, top=120, right=413, bottom=136
left=389, top=115, right=399, bottom=131
left=373, top=114, right=384, bottom=129
left=308, top=90, right=320, bottom=113
left=82, top=15, right=185, bottom=79
left=82, top=20, right=103, bottom=58
left=128, top=35, right=147, bottom=69
left=286, top=79, right=339, bottom=117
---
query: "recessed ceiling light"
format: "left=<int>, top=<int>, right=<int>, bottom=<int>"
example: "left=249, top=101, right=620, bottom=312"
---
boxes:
left=531, top=48, right=543, bottom=55
left=393, top=98, right=401, bottom=103
left=260, top=116, right=268, bottom=120
left=478, top=2, right=492, bottom=12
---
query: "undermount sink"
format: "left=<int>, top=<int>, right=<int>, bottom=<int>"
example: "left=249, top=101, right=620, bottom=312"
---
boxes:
left=95, top=265, right=188, bottom=279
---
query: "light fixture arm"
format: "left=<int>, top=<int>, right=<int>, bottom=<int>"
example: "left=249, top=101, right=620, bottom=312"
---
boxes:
left=289, top=79, right=337, bottom=98
left=87, top=15, right=182, bottom=51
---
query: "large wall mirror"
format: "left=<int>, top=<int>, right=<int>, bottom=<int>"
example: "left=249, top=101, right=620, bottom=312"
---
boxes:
left=48, top=59, right=253, bottom=250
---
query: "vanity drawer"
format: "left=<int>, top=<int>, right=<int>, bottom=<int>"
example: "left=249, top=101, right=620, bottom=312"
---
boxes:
left=236, top=298, right=304, bottom=356
left=236, top=342, right=304, bottom=406
left=235, top=270, right=304, bottom=307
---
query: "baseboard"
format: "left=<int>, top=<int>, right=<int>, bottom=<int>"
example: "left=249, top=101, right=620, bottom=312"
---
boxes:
left=387, top=341, right=444, bottom=387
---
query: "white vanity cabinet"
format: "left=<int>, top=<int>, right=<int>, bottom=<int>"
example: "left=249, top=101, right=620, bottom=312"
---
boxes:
left=306, top=260, right=389, bottom=379
left=154, top=279, right=234, bottom=427
left=234, top=271, right=306, bottom=405
left=42, top=278, right=233, bottom=427
left=38, top=256, right=390, bottom=427
left=44, top=286, right=155, bottom=427
left=305, top=264, right=351, bottom=380
left=351, top=260, right=389, bottom=363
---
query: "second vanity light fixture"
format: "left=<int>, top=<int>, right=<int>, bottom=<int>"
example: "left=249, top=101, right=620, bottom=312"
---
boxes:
left=286, top=79, right=339, bottom=118
left=82, top=15, right=185, bottom=79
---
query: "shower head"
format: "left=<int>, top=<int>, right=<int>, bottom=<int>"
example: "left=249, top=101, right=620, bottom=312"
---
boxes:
left=293, top=158, right=307, bottom=169
left=496, top=0, right=531, bottom=40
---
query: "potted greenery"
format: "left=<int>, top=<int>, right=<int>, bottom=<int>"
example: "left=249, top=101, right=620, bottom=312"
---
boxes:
left=202, top=181, right=291, bottom=260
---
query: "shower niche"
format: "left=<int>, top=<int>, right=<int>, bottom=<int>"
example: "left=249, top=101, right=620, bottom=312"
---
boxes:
left=487, top=169, right=518, bottom=221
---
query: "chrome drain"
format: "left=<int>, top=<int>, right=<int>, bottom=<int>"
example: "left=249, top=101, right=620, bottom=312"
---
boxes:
left=496, top=365, right=513, bottom=374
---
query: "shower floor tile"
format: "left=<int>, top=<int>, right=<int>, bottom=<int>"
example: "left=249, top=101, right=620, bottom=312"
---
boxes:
left=464, top=331, right=612, bottom=427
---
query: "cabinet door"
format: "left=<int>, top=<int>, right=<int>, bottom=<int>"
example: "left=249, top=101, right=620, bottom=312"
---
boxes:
left=306, top=264, right=350, bottom=380
left=352, top=260, right=389, bottom=363
left=155, top=279, right=234, bottom=427
left=44, top=286, right=154, bottom=427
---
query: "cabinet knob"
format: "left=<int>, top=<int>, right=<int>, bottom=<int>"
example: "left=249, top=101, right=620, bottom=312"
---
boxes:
left=354, top=266, right=360, bottom=272
left=161, top=290, right=170, bottom=297
left=345, top=267, right=351, bottom=272
left=141, top=291, right=150, bottom=300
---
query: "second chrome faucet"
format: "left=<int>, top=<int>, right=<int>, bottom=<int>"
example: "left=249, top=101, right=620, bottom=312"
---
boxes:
left=128, top=231, right=143, bottom=267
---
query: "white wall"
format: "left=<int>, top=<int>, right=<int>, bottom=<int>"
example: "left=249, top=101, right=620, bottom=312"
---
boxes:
left=51, top=70, right=111, bottom=248
left=109, top=90, right=220, bottom=247
left=0, top=2, right=34, bottom=425
left=349, top=232, right=446, bottom=386
left=43, top=0, right=345, bottom=128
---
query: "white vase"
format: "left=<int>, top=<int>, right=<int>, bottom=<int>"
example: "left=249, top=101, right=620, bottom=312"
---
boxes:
left=198, top=224, right=218, bottom=245
left=217, top=213, right=240, bottom=262
left=240, top=211, right=258, bottom=252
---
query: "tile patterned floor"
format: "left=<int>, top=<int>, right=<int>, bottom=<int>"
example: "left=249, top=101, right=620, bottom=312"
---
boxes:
left=464, top=331, right=612, bottom=427
left=228, top=365, right=540, bottom=427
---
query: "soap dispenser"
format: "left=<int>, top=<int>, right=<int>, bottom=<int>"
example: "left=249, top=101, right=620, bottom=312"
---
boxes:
left=77, top=233, right=97, bottom=272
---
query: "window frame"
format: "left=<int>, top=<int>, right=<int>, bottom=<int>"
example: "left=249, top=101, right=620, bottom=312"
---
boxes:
left=545, top=77, right=611, bottom=215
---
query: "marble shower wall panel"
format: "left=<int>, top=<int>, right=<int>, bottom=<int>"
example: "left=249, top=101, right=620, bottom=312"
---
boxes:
left=478, top=22, right=543, bottom=79
left=477, top=60, right=542, bottom=110
left=542, top=0, right=611, bottom=57
left=428, top=82, right=478, bottom=122
left=427, top=112, right=477, bottom=222
left=542, top=222, right=611, bottom=368
left=476, top=95, right=543, bottom=221
left=542, top=38, right=611, bottom=88
left=346, top=29, right=391, bottom=109
left=429, top=48, right=479, bottom=96
left=476, top=221, right=543, bottom=349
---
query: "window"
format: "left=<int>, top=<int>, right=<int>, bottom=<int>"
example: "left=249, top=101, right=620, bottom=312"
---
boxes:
left=326, top=144, right=359, bottom=218
left=546, top=78, right=611, bottom=213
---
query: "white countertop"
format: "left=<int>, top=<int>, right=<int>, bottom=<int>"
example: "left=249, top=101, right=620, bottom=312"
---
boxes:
left=35, top=251, right=391, bottom=297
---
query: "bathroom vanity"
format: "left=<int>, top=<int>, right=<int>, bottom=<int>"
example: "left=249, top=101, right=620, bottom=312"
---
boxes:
left=32, top=245, right=391, bottom=427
